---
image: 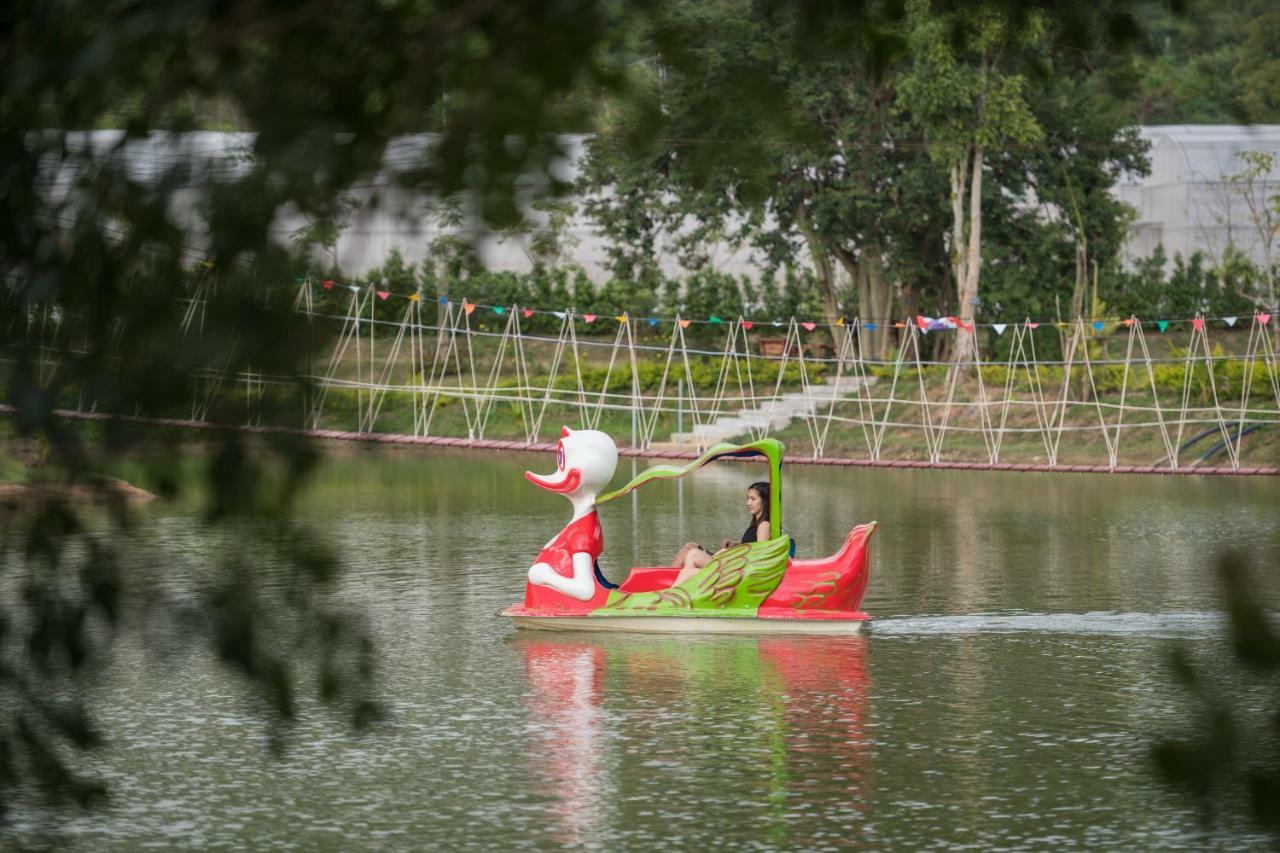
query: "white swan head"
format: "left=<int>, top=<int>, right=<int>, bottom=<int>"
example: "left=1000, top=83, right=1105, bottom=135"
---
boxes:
left=525, top=426, right=618, bottom=504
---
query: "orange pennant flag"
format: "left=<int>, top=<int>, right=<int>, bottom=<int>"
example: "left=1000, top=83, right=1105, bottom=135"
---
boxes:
left=1122, top=317, right=1135, bottom=327
left=679, top=319, right=692, bottom=329
left=463, top=300, right=476, bottom=316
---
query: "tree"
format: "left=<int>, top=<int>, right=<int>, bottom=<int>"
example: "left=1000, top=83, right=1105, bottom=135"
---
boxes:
left=1225, top=150, right=1279, bottom=312
left=1, top=0, right=631, bottom=833
left=899, top=0, right=1047, bottom=361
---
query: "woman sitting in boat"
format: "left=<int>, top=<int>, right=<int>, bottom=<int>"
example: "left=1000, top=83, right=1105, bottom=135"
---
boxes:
left=671, top=481, right=772, bottom=585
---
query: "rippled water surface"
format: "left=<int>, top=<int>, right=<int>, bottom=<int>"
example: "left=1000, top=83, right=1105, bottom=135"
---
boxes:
left=45, top=451, right=1280, bottom=848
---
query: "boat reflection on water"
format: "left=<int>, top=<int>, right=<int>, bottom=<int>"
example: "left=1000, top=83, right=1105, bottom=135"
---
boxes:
left=512, top=634, right=871, bottom=847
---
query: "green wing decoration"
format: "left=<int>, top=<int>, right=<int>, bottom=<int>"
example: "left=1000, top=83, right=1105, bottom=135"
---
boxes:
left=599, top=536, right=790, bottom=618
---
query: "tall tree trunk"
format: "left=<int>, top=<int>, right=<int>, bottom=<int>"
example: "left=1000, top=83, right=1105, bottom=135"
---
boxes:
left=954, top=145, right=984, bottom=363
left=796, top=205, right=841, bottom=337
left=833, top=244, right=894, bottom=359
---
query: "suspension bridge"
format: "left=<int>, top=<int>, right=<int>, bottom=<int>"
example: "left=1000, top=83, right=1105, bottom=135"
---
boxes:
left=12, top=282, right=1280, bottom=475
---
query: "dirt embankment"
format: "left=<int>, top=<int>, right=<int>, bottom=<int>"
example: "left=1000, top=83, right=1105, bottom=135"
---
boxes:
left=1, top=435, right=156, bottom=506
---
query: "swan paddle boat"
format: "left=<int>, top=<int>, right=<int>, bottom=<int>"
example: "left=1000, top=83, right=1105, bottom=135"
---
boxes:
left=502, top=427, right=876, bottom=635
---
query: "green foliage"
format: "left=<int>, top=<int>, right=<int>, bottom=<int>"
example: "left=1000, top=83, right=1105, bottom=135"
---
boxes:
left=1, top=0, right=634, bottom=831
left=1130, top=0, right=1280, bottom=124
left=1103, top=247, right=1263, bottom=320
left=1153, top=553, right=1280, bottom=833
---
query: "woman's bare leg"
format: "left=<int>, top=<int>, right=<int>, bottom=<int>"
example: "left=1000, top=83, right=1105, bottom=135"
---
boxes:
left=671, top=541, right=702, bottom=568
left=674, top=548, right=712, bottom=586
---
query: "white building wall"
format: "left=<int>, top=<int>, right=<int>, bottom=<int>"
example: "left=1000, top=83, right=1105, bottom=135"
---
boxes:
left=56, top=126, right=1280, bottom=281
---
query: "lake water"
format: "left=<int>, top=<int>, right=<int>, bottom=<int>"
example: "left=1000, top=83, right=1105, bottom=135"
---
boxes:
left=43, top=450, right=1280, bottom=849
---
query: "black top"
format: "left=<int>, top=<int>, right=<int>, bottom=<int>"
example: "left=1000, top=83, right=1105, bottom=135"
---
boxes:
left=741, top=521, right=760, bottom=544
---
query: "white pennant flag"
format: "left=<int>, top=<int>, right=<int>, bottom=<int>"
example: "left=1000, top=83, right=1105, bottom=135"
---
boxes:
left=552, top=310, right=566, bottom=320
left=348, top=284, right=360, bottom=293
left=1224, top=316, right=1238, bottom=327
left=992, top=323, right=1007, bottom=336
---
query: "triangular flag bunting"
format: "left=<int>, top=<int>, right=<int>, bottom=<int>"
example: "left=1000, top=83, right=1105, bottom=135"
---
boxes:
left=893, top=322, right=906, bottom=329
left=493, top=306, right=505, bottom=315
left=463, top=301, right=476, bottom=316
left=409, top=292, right=420, bottom=302
left=552, top=311, right=566, bottom=320
left=992, top=323, right=1007, bottom=336
left=1157, top=320, right=1169, bottom=332
left=865, top=322, right=877, bottom=332
left=741, top=321, right=754, bottom=330
left=523, top=308, right=535, bottom=318
left=1122, top=317, right=1135, bottom=327
left=835, top=317, right=845, bottom=327
left=679, top=319, right=692, bottom=329
left=438, top=296, right=448, bottom=305
left=348, top=284, right=360, bottom=293
left=1026, top=322, right=1039, bottom=329
left=616, top=314, right=628, bottom=323
left=801, top=322, right=817, bottom=332
left=583, top=313, right=596, bottom=323
left=1092, top=321, right=1104, bottom=332
left=772, top=321, right=782, bottom=327
left=1224, top=316, right=1238, bottom=327
left=1259, top=312, right=1272, bottom=326
left=647, top=317, right=658, bottom=327
left=1191, top=317, right=1204, bottom=331
left=322, top=280, right=334, bottom=290
left=709, top=315, right=723, bottom=324
left=377, top=290, right=390, bottom=301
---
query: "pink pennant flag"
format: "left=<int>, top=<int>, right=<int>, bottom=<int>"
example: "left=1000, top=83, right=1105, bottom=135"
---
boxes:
left=322, top=280, right=334, bottom=290
left=679, top=319, right=691, bottom=329
left=801, top=322, right=817, bottom=331
left=583, top=313, right=596, bottom=323
left=1260, top=312, right=1272, bottom=326
left=741, top=321, right=754, bottom=330
left=1026, top=321, right=1040, bottom=330
left=377, top=290, right=390, bottom=301
left=523, top=308, right=535, bottom=319
left=1191, top=317, right=1205, bottom=331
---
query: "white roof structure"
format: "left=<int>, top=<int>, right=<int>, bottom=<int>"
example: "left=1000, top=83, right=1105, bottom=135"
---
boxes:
left=1115, top=125, right=1280, bottom=268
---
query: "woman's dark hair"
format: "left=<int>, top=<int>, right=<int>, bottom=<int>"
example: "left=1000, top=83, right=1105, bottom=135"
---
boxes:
left=748, top=481, right=771, bottom=524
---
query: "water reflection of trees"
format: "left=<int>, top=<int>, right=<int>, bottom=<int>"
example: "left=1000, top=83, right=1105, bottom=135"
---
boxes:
left=514, top=635, right=871, bottom=847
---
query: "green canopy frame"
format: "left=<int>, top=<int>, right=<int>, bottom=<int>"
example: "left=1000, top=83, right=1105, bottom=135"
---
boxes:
left=597, top=439, right=784, bottom=535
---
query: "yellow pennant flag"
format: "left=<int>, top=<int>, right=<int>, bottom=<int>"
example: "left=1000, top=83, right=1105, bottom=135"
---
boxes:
left=408, top=292, right=420, bottom=302
left=835, top=317, right=845, bottom=326
left=616, top=313, right=628, bottom=323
